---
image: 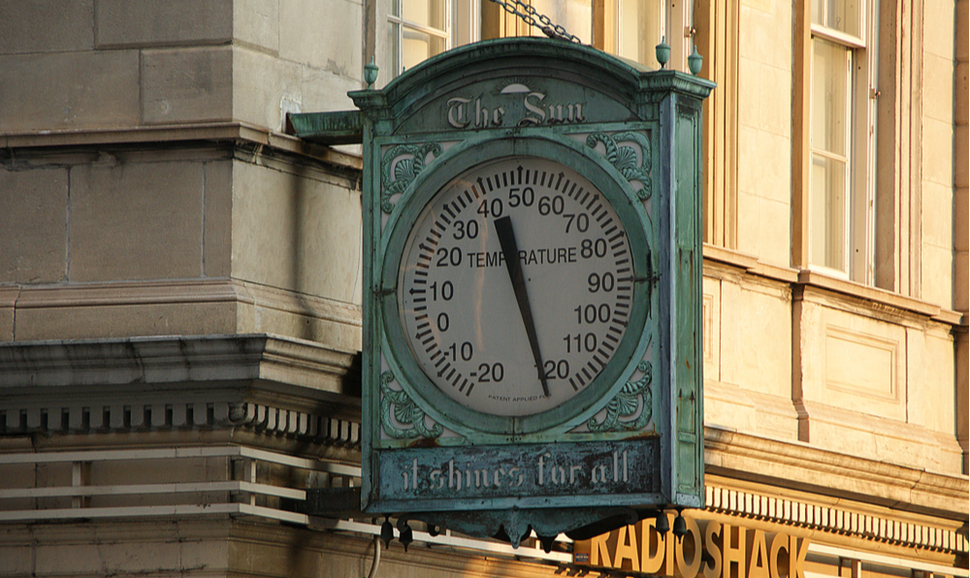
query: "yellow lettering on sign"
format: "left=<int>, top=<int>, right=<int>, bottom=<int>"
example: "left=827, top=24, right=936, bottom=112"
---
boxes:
left=664, top=516, right=678, bottom=577
left=747, top=530, right=770, bottom=578
left=769, top=533, right=789, bottom=578
left=790, top=535, right=809, bottom=578
left=614, top=525, right=640, bottom=572
left=675, top=515, right=703, bottom=578
left=589, top=531, right=611, bottom=566
left=641, top=517, right=666, bottom=574
left=573, top=515, right=812, bottom=578
left=703, top=521, right=723, bottom=578
left=722, top=524, right=747, bottom=578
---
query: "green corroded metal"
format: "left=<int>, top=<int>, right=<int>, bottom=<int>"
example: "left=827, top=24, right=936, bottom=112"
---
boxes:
left=364, top=56, right=379, bottom=88
left=585, top=131, right=653, bottom=199
left=297, top=37, right=714, bottom=546
left=379, top=371, right=443, bottom=439
left=689, top=46, right=704, bottom=75
left=376, top=134, right=653, bottom=440
left=287, top=109, right=362, bottom=145
left=656, top=38, right=671, bottom=68
left=380, top=142, right=443, bottom=213
left=587, top=361, right=653, bottom=432
left=667, top=95, right=706, bottom=505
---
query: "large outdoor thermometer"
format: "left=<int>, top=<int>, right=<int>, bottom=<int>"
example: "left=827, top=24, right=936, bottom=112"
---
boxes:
left=392, top=154, right=648, bottom=426
left=353, top=38, right=709, bottom=534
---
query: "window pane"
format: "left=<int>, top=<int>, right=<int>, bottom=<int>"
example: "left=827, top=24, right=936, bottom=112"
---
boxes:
left=387, top=20, right=401, bottom=77
left=812, top=0, right=861, bottom=37
left=531, top=0, right=592, bottom=43
left=811, top=38, right=848, bottom=157
left=403, top=28, right=447, bottom=71
left=404, top=0, right=446, bottom=30
left=452, top=0, right=477, bottom=47
left=617, top=0, right=664, bottom=68
left=810, top=154, right=847, bottom=272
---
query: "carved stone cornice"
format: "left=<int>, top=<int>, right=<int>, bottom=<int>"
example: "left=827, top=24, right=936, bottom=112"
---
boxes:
left=704, top=426, right=969, bottom=522
left=0, top=334, right=361, bottom=446
left=0, top=121, right=363, bottom=171
left=703, top=480, right=968, bottom=558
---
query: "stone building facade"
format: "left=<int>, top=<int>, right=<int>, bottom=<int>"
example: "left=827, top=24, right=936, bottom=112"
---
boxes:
left=0, top=2, right=966, bottom=578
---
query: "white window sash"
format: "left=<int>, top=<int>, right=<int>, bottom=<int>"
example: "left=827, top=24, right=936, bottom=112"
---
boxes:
left=388, top=15, right=451, bottom=42
left=808, top=36, right=853, bottom=277
left=810, top=24, right=865, bottom=50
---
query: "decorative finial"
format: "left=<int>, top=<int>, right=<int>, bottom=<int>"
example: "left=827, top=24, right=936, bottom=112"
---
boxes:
left=688, top=46, right=703, bottom=75
left=656, top=37, right=670, bottom=69
left=364, top=56, right=379, bottom=88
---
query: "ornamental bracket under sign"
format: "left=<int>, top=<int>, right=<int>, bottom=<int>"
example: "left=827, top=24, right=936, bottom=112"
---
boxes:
left=295, top=38, right=714, bottom=547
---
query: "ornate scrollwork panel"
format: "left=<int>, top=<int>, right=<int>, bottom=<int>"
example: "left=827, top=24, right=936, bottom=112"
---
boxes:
left=381, top=142, right=443, bottom=213
left=585, top=132, right=652, bottom=200
left=586, top=361, right=653, bottom=432
left=379, top=370, right=443, bottom=439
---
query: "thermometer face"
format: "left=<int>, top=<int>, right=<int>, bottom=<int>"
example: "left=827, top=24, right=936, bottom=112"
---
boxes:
left=397, top=157, right=635, bottom=417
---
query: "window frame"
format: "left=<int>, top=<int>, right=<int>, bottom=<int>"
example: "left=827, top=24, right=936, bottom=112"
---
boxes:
left=373, top=0, right=480, bottom=87
left=483, top=0, right=738, bottom=250
left=694, top=0, right=739, bottom=249
left=596, top=0, right=694, bottom=72
left=795, top=0, right=878, bottom=285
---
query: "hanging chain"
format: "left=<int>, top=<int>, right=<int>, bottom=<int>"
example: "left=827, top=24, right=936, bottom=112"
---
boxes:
left=485, top=0, right=583, bottom=44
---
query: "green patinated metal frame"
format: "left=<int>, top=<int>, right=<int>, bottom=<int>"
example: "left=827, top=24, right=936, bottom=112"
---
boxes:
left=295, top=37, right=715, bottom=541
left=378, top=133, right=653, bottom=440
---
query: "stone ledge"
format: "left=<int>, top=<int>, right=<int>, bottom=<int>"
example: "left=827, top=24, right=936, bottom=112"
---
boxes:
left=702, top=244, right=965, bottom=327
left=7, top=279, right=361, bottom=327
left=703, top=478, right=968, bottom=558
left=0, top=334, right=361, bottom=445
left=11, top=278, right=246, bottom=309
left=0, top=122, right=362, bottom=171
left=704, top=425, right=969, bottom=522
left=0, top=333, right=359, bottom=395
left=2, top=279, right=363, bottom=348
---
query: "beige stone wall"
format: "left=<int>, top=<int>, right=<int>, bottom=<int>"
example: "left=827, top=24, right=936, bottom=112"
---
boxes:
left=0, top=144, right=361, bottom=348
left=734, top=0, right=792, bottom=267
left=920, top=0, right=958, bottom=307
left=0, top=0, right=363, bottom=133
left=698, top=0, right=968, bottom=477
left=0, top=2, right=966, bottom=577
left=702, top=259, right=799, bottom=442
left=702, top=258, right=965, bottom=475
left=956, top=0, right=969, bottom=473
left=0, top=519, right=571, bottom=578
left=0, top=0, right=365, bottom=347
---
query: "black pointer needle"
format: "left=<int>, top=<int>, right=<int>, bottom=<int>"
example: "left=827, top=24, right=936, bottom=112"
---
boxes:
left=494, top=215, right=550, bottom=398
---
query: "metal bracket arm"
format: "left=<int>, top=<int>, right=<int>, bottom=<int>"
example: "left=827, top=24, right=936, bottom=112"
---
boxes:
left=286, top=111, right=363, bottom=145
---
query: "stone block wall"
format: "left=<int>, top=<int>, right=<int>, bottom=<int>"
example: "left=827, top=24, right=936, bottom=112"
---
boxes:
left=0, top=0, right=964, bottom=522
left=734, top=0, right=792, bottom=267
left=0, top=144, right=362, bottom=349
left=0, top=0, right=365, bottom=348
left=697, top=0, right=967, bottom=476
left=0, top=0, right=364, bottom=133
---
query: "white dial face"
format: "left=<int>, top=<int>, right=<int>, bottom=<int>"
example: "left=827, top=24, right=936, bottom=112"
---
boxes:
left=398, top=157, right=634, bottom=417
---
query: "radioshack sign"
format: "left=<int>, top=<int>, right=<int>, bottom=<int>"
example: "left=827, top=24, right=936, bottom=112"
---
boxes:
left=573, top=515, right=810, bottom=578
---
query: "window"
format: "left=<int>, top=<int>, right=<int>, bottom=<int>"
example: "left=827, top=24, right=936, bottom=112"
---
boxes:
left=610, top=0, right=693, bottom=72
left=807, top=0, right=877, bottom=282
left=614, top=0, right=667, bottom=69
left=484, top=1, right=694, bottom=72
left=484, top=0, right=594, bottom=45
left=383, top=0, right=480, bottom=83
